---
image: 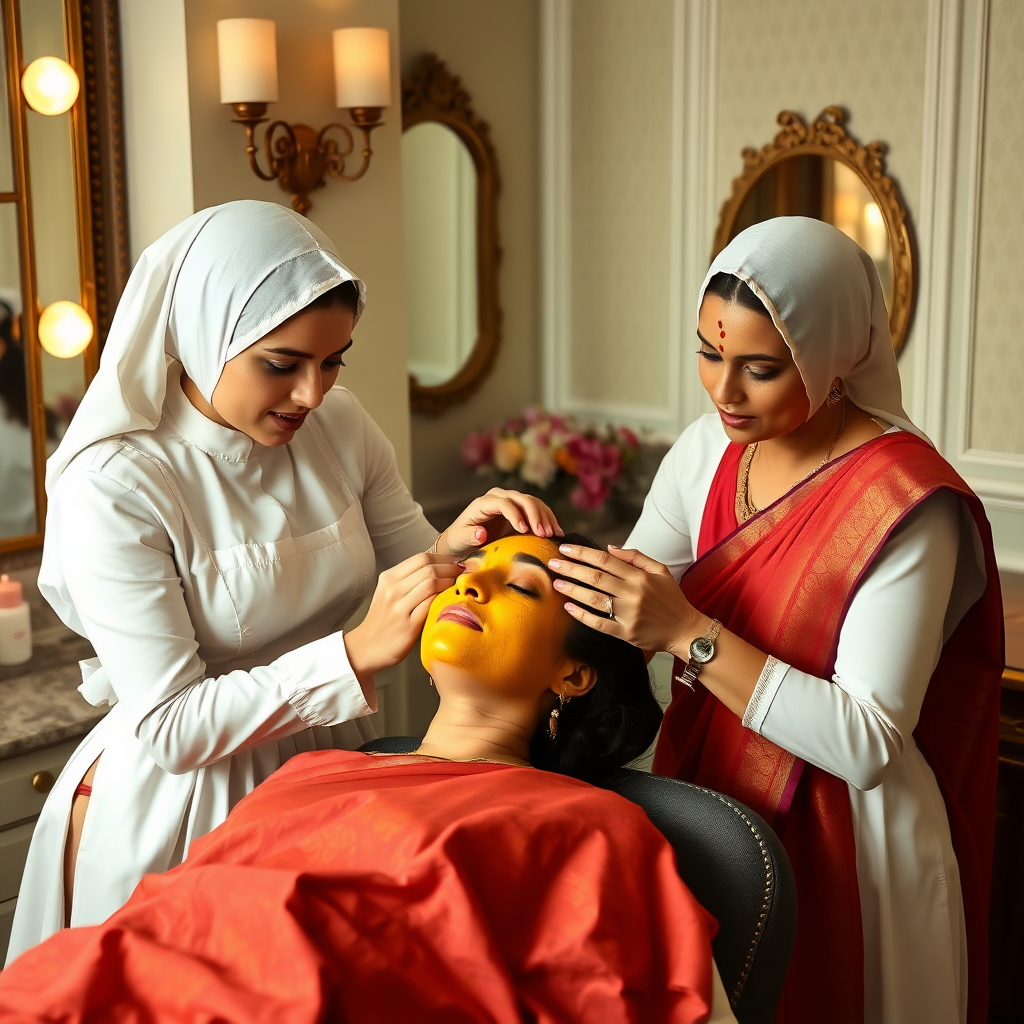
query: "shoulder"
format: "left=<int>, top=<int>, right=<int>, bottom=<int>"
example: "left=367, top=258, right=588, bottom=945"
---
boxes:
left=654, top=413, right=730, bottom=493
left=310, top=386, right=374, bottom=439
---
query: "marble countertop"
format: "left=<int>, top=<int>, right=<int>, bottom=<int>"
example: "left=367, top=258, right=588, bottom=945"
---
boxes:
left=0, top=629, right=104, bottom=760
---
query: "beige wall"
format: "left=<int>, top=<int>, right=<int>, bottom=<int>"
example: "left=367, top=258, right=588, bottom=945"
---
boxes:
left=968, top=0, right=1024, bottom=455
left=182, top=0, right=413, bottom=481
left=400, top=0, right=540, bottom=514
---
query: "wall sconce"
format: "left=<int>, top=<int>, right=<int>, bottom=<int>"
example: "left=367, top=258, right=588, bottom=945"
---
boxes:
left=38, top=301, right=93, bottom=358
left=217, top=19, right=390, bottom=215
left=21, top=56, right=80, bottom=115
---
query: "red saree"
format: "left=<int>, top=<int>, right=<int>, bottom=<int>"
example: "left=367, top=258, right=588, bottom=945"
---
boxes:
left=0, top=751, right=716, bottom=1024
left=652, top=431, right=1003, bottom=1024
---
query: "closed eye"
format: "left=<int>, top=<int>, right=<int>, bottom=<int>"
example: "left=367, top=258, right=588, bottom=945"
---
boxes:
left=508, top=583, right=539, bottom=599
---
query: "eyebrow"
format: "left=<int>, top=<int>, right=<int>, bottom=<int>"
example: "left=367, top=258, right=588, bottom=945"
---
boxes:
left=263, top=339, right=353, bottom=359
left=512, top=552, right=556, bottom=579
left=696, top=329, right=785, bottom=362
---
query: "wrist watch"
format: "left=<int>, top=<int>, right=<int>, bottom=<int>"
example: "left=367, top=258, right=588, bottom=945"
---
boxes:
left=675, top=618, right=723, bottom=691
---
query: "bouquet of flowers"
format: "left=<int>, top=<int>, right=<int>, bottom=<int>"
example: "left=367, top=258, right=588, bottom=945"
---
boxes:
left=460, top=407, right=642, bottom=514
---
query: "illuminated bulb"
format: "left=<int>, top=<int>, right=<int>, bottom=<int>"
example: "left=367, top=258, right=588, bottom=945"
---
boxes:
left=22, top=57, right=80, bottom=115
left=38, top=301, right=93, bottom=358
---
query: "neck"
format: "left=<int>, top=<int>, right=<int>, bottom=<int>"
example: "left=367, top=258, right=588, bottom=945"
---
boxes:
left=415, top=691, right=538, bottom=767
left=180, top=371, right=233, bottom=430
left=758, top=397, right=844, bottom=475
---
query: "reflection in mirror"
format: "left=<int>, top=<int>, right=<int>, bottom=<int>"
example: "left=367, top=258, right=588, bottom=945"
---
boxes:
left=0, top=14, right=13, bottom=194
left=402, top=121, right=478, bottom=387
left=731, top=155, right=893, bottom=308
left=0, top=204, right=37, bottom=539
left=21, top=0, right=86, bottom=440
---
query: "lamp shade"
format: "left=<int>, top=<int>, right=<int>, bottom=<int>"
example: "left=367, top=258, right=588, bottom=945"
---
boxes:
left=217, top=19, right=278, bottom=104
left=333, top=28, right=390, bottom=108
left=38, top=301, right=93, bottom=358
left=21, top=57, right=79, bottom=116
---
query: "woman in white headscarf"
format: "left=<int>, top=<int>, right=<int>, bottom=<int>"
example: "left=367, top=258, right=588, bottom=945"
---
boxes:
left=8, top=201, right=560, bottom=963
left=548, top=218, right=1002, bottom=1024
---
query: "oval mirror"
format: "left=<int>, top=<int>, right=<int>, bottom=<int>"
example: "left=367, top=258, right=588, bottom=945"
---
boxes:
left=712, top=108, right=914, bottom=354
left=402, top=121, right=478, bottom=387
left=402, top=54, right=500, bottom=415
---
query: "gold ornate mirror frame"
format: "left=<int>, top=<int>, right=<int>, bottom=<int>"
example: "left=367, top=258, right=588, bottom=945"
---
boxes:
left=711, top=107, right=915, bottom=354
left=403, top=54, right=501, bottom=416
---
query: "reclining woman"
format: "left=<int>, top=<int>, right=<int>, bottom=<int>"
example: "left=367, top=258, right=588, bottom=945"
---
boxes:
left=0, top=534, right=737, bottom=1024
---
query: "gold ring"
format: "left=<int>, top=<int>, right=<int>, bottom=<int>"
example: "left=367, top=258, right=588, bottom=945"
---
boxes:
left=605, top=595, right=614, bottom=617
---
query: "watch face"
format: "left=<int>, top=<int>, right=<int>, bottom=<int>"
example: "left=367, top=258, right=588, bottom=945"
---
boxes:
left=690, top=636, right=714, bottom=664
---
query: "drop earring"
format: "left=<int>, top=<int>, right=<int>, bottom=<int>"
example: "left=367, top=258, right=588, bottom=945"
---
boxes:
left=548, top=692, right=570, bottom=740
left=429, top=676, right=435, bottom=688
left=826, top=378, right=843, bottom=407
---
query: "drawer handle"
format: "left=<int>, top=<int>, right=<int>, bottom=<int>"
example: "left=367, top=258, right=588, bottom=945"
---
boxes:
left=32, top=771, right=55, bottom=794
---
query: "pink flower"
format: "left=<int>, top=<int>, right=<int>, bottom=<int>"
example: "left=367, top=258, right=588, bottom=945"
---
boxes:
left=522, top=406, right=545, bottom=426
left=571, top=475, right=610, bottom=510
left=617, top=425, right=640, bottom=449
left=460, top=430, right=494, bottom=470
left=504, top=416, right=525, bottom=435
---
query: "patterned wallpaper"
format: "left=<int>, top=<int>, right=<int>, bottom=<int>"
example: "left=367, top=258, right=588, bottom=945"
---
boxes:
left=968, top=0, right=1024, bottom=455
left=568, top=0, right=675, bottom=409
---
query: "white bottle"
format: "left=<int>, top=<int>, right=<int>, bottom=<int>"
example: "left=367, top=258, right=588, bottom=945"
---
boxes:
left=0, top=574, right=32, bottom=666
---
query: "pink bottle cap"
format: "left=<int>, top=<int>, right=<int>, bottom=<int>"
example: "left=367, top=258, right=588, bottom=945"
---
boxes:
left=0, top=574, right=23, bottom=609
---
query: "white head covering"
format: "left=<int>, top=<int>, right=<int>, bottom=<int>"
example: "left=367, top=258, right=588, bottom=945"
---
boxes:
left=46, top=199, right=365, bottom=492
left=699, top=216, right=926, bottom=441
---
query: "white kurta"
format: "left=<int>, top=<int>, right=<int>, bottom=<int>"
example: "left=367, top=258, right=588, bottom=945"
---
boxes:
left=627, top=414, right=987, bottom=1024
left=8, top=370, right=437, bottom=964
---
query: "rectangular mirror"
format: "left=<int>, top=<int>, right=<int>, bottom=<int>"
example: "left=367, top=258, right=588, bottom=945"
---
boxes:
left=0, top=0, right=128, bottom=555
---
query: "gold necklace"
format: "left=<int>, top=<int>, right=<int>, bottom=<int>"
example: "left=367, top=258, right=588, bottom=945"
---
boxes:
left=735, top=401, right=846, bottom=523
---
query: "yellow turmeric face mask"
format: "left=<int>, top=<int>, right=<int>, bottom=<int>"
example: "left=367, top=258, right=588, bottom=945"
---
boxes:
left=420, top=535, right=570, bottom=693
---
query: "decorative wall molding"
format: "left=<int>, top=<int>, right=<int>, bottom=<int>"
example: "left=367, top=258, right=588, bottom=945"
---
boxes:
left=540, top=0, right=688, bottom=432
left=539, top=0, right=569, bottom=415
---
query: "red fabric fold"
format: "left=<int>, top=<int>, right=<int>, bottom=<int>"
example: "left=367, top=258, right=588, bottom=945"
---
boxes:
left=0, top=751, right=717, bottom=1024
left=652, top=431, right=1003, bottom=1024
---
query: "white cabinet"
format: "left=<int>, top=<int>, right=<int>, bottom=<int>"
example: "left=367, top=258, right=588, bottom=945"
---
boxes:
left=0, top=739, right=80, bottom=963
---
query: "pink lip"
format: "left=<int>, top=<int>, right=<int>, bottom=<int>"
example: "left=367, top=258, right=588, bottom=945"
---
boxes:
left=717, top=409, right=756, bottom=429
left=437, top=604, right=483, bottom=631
left=269, top=410, right=308, bottom=432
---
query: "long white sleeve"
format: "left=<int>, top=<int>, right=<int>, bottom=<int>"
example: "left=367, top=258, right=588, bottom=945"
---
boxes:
left=54, top=468, right=371, bottom=775
left=743, top=490, right=966, bottom=790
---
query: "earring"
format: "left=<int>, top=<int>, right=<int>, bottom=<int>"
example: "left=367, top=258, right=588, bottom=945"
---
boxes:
left=428, top=676, right=434, bottom=688
left=826, top=378, right=843, bottom=407
left=548, top=693, right=570, bottom=740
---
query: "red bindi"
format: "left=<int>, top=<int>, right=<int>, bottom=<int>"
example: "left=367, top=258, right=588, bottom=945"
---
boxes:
left=718, top=319, right=726, bottom=340
left=719, top=344, right=725, bottom=352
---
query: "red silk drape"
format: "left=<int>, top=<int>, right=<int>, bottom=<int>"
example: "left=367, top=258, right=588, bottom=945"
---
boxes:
left=652, top=431, right=1003, bottom=1024
left=0, top=752, right=717, bottom=1024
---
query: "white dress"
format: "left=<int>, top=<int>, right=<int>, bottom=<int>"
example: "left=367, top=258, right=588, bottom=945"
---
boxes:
left=627, top=414, right=987, bottom=1024
left=7, top=370, right=438, bottom=964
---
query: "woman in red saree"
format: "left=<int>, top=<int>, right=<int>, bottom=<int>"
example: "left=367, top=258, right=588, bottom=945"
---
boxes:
left=0, top=535, right=735, bottom=1024
left=547, top=219, right=1002, bottom=1024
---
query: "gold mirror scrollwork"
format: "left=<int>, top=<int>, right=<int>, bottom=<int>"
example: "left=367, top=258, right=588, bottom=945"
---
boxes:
left=712, top=107, right=915, bottom=354
left=403, top=54, right=501, bottom=416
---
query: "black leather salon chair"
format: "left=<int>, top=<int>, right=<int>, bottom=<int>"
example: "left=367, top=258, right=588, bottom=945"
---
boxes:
left=359, top=737, right=797, bottom=1024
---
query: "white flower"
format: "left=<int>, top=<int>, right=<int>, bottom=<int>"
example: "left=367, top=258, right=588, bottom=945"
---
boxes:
left=520, top=442, right=559, bottom=488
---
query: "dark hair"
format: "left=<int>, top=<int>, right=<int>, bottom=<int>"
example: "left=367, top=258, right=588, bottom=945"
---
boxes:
left=0, top=301, right=29, bottom=427
left=703, top=271, right=772, bottom=320
left=306, top=280, right=360, bottom=316
left=529, top=533, right=663, bottom=784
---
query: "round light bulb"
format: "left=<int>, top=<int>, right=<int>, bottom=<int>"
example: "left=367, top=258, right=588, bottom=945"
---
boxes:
left=38, top=301, right=93, bottom=358
left=22, top=57, right=80, bottom=115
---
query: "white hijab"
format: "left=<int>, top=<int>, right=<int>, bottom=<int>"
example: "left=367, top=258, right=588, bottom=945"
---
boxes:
left=700, top=216, right=926, bottom=441
left=46, top=199, right=365, bottom=493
